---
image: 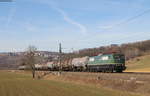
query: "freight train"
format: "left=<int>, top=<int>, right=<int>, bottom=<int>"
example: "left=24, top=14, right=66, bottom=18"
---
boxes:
left=18, top=53, right=126, bottom=73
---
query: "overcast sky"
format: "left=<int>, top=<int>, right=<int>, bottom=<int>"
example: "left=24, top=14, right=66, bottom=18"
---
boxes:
left=0, top=0, right=150, bottom=52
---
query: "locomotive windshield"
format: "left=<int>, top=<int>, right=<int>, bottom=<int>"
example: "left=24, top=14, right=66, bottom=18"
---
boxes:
left=114, top=54, right=125, bottom=60
left=113, top=54, right=125, bottom=64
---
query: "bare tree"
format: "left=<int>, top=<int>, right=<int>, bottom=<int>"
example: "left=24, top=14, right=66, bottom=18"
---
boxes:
left=25, top=46, right=37, bottom=78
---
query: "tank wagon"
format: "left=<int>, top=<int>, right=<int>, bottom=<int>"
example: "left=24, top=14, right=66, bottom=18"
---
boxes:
left=18, top=65, right=27, bottom=70
left=19, top=53, right=126, bottom=73
left=71, top=56, right=89, bottom=71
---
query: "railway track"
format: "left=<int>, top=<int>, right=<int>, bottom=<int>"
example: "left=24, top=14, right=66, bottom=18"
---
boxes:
left=37, top=70, right=150, bottom=75
left=121, top=72, right=150, bottom=75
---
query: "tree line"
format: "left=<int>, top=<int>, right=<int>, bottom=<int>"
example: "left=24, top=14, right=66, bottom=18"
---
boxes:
left=67, top=40, right=150, bottom=60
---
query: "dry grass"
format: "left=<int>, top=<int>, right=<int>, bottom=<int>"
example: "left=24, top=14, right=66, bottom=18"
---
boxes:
left=126, top=55, right=150, bottom=72
left=44, top=72, right=150, bottom=96
left=0, top=71, right=142, bottom=96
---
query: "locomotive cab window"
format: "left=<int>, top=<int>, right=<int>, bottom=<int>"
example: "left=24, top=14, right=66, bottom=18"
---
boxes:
left=120, top=55, right=125, bottom=59
left=115, top=56, right=120, bottom=59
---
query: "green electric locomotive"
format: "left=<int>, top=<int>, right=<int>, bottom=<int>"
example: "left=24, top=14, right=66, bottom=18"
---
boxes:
left=87, top=53, right=126, bottom=72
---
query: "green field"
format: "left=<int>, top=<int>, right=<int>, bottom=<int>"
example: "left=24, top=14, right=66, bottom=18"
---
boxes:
left=126, top=55, right=150, bottom=72
left=0, top=71, right=142, bottom=96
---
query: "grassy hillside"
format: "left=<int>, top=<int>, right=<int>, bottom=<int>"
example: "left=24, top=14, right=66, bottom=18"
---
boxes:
left=0, top=71, right=141, bottom=96
left=126, top=55, right=150, bottom=72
